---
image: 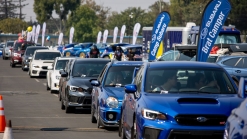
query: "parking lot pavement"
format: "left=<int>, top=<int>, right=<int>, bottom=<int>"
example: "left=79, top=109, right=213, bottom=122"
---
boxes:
left=0, top=58, right=119, bottom=139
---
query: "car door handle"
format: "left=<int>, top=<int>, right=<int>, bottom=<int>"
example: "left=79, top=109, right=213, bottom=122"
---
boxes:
left=235, top=70, right=241, bottom=73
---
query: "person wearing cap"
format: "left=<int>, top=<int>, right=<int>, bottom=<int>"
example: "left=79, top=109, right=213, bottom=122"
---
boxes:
left=114, top=46, right=123, bottom=61
left=89, top=45, right=100, bottom=58
left=126, top=48, right=135, bottom=61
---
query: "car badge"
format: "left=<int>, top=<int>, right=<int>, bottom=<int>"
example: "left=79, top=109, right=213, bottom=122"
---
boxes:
left=196, top=117, right=207, bottom=122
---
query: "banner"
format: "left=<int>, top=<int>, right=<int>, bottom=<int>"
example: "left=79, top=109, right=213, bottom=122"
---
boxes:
left=120, top=25, right=126, bottom=43
left=27, top=32, right=32, bottom=41
left=102, top=30, right=109, bottom=43
left=148, top=11, right=171, bottom=61
left=58, top=33, right=63, bottom=46
left=69, top=27, right=75, bottom=44
left=156, top=41, right=164, bottom=59
left=32, top=25, right=36, bottom=42
left=35, top=24, right=40, bottom=44
left=41, top=22, right=46, bottom=46
left=97, top=31, right=102, bottom=44
left=132, top=23, right=141, bottom=45
left=196, top=0, right=231, bottom=62
left=113, top=27, right=118, bottom=43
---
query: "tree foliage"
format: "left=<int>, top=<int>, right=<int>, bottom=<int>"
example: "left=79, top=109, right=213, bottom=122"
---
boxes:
left=66, top=5, right=99, bottom=42
left=0, top=18, right=28, bottom=33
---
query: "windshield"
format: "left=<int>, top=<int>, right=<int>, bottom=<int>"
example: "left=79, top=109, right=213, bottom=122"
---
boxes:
left=104, top=66, right=139, bottom=87
left=14, top=42, right=33, bottom=50
left=215, top=34, right=239, bottom=44
left=6, top=42, right=14, bottom=47
left=55, top=60, right=69, bottom=70
left=159, top=51, right=179, bottom=61
left=72, top=61, right=109, bottom=77
left=145, top=68, right=236, bottom=94
left=34, top=52, right=61, bottom=60
left=26, top=48, right=48, bottom=56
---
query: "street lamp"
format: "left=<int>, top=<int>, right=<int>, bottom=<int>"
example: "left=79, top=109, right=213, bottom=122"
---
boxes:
left=128, top=12, right=133, bottom=43
left=59, top=4, right=64, bottom=33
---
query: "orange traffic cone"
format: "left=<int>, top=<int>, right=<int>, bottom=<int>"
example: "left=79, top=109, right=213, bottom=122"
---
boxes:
left=3, top=120, right=13, bottom=139
left=0, top=95, right=6, bottom=132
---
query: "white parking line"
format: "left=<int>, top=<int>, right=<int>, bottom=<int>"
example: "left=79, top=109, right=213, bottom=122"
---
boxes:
left=35, top=79, right=39, bottom=82
left=43, top=83, right=46, bottom=86
left=53, top=94, right=58, bottom=97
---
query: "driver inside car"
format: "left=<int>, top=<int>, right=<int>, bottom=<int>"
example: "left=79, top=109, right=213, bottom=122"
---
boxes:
left=109, top=73, right=124, bottom=85
left=75, top=65, right=87, bottom=77
left=194, top=73, right=219, bottom=90
left=153, top=70, right=178, bottom=92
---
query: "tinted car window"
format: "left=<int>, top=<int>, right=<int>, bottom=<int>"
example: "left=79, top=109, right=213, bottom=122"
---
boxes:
left=243, top=58, right=247, bottom=68
left=6, top=42, right=14, bottom=47
left=104, top=66, right=138, bottom=86
left=223, top=58, right=240, bottom=67
left=235, top=58, right=244, bottom=68
left=34, top=52, right=61, bottom=60
left=26, top=48, right=48, bottom=56
left=145, top=68, right=235, bottom=94
left=14, top=42, right=33, bottom=50
left=72, top=61, right=109, bottom=77
left=55, top=60, right=69, bottom=70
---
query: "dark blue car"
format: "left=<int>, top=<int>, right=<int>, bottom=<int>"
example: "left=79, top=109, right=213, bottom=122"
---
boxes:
left=224, top=77, right=247, bottom=139
left=119, top=61, right=244, bottom=139
left=90, top=61, right=143, bottom=128
left=63, top=42, right=93, bottom=57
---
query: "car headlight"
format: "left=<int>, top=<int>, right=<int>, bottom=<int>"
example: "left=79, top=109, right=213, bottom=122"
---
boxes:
left=141, top=109, right=167, bottom=120
left=106, top=97, right=118, bottom=108
left=69, top=85, right=78, bottom=92
left=56, top=75, right=60, bottom=80
left=32, top=65, right=39, bottom=68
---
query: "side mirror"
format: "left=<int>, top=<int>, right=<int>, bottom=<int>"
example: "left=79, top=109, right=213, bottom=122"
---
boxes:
left=91, top=80, right=100, bottom=86
left=237, top=77, right=247, bottom=98
left=61, top=72, right=68, bottom=77
left=59, top=69, right=64, bottom=74
left=124, top=84, right=137, bottom=94
left=47, top=66, right=53, bottom=70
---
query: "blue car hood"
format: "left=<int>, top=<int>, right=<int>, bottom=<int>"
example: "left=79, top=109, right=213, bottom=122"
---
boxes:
left=103, top=87, right=125, bottom=101
left=143, top=94, right=244, bottom=116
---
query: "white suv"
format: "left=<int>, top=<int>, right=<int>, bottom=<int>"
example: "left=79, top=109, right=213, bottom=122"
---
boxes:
left=29, top=50, right=62, bottom=78
left=46, top=57, right=74, bottom=93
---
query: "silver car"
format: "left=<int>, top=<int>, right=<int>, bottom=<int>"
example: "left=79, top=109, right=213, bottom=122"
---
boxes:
left=2, top=41, right=14, bottom=60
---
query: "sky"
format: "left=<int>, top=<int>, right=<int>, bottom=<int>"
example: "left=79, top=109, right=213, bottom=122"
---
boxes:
left=22, top=0, right=170, bottom=22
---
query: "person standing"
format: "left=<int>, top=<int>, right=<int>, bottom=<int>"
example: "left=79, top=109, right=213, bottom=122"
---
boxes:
left=114, top=46, right=123, bottom=61
left=126, top=48, right=135, bottom=61
left=90, top=45, right=100, bottom=58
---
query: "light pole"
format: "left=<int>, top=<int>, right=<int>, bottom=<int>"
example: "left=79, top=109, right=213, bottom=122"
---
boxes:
left=159, top=0, right=162, bottom=12
left=59, top=4, right=64, bottom=33
left=128, top=12, right=133, bottom=43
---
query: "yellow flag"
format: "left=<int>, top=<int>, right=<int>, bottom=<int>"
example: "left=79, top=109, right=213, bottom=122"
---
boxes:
left=156, top=41, right=164, bottom=59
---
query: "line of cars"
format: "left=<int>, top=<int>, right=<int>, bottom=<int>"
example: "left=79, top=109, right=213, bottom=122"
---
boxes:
left=2, top=40, right=247, bottom=139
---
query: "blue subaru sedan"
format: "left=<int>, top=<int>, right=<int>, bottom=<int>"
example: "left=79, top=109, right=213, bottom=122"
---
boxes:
left=224, top=77, right=247, bottom=139
left=119, top=61, right=245, bottom=139
left=90, top=61, right=143, bottom=128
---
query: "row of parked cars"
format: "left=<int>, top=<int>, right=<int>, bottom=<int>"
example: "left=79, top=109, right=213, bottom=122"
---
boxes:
left=2, top=39, right=247, bottom=139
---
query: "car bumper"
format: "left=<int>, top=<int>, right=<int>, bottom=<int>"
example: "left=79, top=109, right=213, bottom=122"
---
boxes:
left=12, top=57, right=22, bottom=64
left=30, top=69, right=48, bottom=77
left=50, top=79, right=59, bottom=91
left=4, top=51, right=11, bottom=57
left=139, top=118, right=225, bottom=139
left=67, top=92, right=92, bottom=109
left=98, top=105, right=122, bottom=127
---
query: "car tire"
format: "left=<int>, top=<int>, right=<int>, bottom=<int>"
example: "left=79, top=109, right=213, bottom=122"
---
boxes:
left=119, top=113, right=127, bottom=139
left=130, top=118, right=137, bottom=139
left=65, top=52, right=71, bottom=57
left=65, top=98, right=73, bottom=113
left=46, top=82, right=50, bottom=90
left=79, top=53, right=86, bottom=58
left=91, top=105, right=97, bottom=123
left=29, top=71, right=33, bottom=78
left=103, top=56, right=110, bottom=59
left=2, top=55, right=5, bottom=60
left=10, top=62, right=15, bottom=68
left=61, top=99, right=65, bottom=110
left=97, top=106, right=103, bottom=128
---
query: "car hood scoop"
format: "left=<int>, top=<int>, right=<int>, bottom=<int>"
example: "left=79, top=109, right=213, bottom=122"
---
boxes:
left=177, top=98, right=219, bottom=104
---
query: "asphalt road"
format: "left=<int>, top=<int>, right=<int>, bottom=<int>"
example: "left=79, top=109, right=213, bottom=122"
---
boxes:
left=0, top=57, right=119, bottom=139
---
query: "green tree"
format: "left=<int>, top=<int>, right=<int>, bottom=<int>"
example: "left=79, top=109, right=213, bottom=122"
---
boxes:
left=106, top=7, right=150, bottom=36
left=0, top=18, right=28, bottom=33
left=33, top=0, right=80, bottom=32
left=66, top=5, right=99, bottom=42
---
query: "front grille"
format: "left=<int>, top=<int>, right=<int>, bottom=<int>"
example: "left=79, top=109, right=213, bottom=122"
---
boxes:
left=39, top=71, right=47, bottom=76
left=77, top=96, right=92, bottom=104
left=42, top=66, right=48, bottom=69
left=106, top=112, right=117, bottom=121
left=87, top=88, right=92, bottom=94
left=175, top=114, right=227, bottom=126
left=167, top=130, right=224, bottom=139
